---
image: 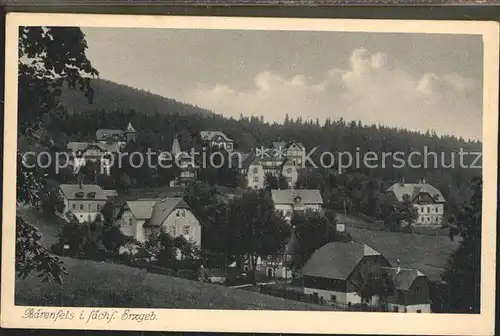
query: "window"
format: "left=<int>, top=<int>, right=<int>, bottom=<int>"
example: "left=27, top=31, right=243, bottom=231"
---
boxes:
left=72, top=204, right=76, bottom=210
left=253, top=176, right=258, bottom=182
left=176, top=210, right=180, bottom=217
left=97, top=204, right=101, bottom=210
left=80, top=204, right=84, bottom=210
left=184, top=226, right=190, bottom=235
left=129, top=218, right=133, bottom=226
left=286, top=168, right=292, bottom=174
left=172, top=227, right=176, bottom=236
left=182, top=210, right=186, bottom=217
left=330, top=294, right=337, bottom=302
left=393, top=306, right=399, bottom=312
left=253, top=167, right=258, bottom=174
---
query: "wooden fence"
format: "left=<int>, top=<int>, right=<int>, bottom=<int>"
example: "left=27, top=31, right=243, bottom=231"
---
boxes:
left=259, top=285, right=320, bottom=305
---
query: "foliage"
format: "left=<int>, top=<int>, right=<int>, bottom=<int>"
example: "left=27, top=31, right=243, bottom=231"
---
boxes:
left=53, top=216, right=128, bottom=260
left=264, top=173, right=279, bottom=190
left=442, top=176, right=482, bottom=313
left=290, top=209, right=350, bottom=269
left=39, top=187, right=65, bottom=215
left=380, top=197, right=419, bottom=232
left=278, top=175, right=289, bottom=190
left=16, top=26, right=98, bottom=285
left=226, top=190, right=290, bottom=284
left=16, top=216, right=67, bottom=285
left=142, top=231, right=177, bottom=268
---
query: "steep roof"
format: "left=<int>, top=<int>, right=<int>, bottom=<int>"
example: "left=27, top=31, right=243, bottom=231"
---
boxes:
left=67, top=142, right=90, bottom=153
left=383, top=267, right=426, bottom=291
left=145, top=198, right=192, bottom=227
left=67, top=142, right=120, bottom=154
left=112, top=187, right=186, bottom=208
left=271, top=189, right=323, bottom=205
left=302, top=241, right=381, bottom=280
left=125, top=122, right=136, bottom=133
left=59, top=184, right=108, bottom=201
left=171, top=136, right=182, bottom=156
left=96, top=129, right=124, bottom=141
left=199, top=131, right=233, bottom=142
left=126, top=200, right=156, bottom=220
left=386, top=183, right=446, bottom=203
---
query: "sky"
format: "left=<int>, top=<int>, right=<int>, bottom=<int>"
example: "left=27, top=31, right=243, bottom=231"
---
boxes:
left=81, top=27, right=484, bottom=141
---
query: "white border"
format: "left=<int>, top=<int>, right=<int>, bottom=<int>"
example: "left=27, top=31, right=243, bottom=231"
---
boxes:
left=2, top=13, right=498, bottom=335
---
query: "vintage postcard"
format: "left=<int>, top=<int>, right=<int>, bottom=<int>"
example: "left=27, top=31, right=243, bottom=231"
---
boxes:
left=2, top=12, right=498, bottom=334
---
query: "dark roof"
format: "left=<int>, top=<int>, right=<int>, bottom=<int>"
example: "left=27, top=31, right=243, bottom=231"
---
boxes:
left=112, top=187, right=186, bottom=207
left=96, top=129, right=124, bottom=141
left=145, top=198, right=191, bottom=227
left=59, top=184, right=108, bottom=201
left=199, top=131, right=233, bottom=142
left=386, top=183, right=446, bottom=203
left=302, top=241, right=381, bottom=280
left=383, top=267, right=426, bottom=291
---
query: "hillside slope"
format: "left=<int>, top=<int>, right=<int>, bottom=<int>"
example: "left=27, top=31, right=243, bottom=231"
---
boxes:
left=16, top=257, right=338, bottom=311
left=60, top=78, right=212, bottom=117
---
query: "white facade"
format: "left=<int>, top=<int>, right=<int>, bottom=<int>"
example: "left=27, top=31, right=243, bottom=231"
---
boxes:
left=388, top=303, right=431, bottom=313
left=414, top=203, right=444, bottom=226
left=304, top=288, right=366, bottom=305
left=58, top=190, right=107, bottom=224
left=119, top=206, right=201, bottom=247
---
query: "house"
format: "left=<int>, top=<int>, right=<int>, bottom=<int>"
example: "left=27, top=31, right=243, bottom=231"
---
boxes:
left=383, top=265, right=432, bottom=313
left=96, top=122, right=136, bottom=144
left=57, top=183, right=108, bottom=223
left=302, top=241, right=392, bottom=306
left=116, top=197, right=201, bottom=249
left=275, top=141, right=305, bottom=166
left=198, top=131, right=234, bottom=152
left=385, top=180, right=446, bottom=226
left=271, top=189, right=323, bottom=222
left=241, top=140, right=305, bottom=189
left=110, top=186, right=185, bottom=220
left=167, top=134, right=197, bottom=187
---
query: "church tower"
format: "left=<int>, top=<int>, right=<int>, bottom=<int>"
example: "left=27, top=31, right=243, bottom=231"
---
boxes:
left=171, top=134, right=181, bottom=157
left=124, top=122, right=136, bottom=143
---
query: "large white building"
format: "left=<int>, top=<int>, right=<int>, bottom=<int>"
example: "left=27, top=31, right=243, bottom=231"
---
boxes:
left=241, top=141, right=305, bottom=189
left=57, top=183, right=109, bottom=223
left=116, top=197, right=202, bottom=247
left=385, top=180, right=446, bottom=226
left=270, top=189, right=323, bottom=222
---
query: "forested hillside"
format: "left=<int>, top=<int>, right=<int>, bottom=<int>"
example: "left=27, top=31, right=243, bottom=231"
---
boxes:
left=60, top=78, right=212, bottom=117
left=45, top=79, right=482, bottom=218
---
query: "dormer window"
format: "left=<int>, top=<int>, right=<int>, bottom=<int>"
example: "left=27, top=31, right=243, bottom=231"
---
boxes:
left=87, top=192, right=96, bottom=198
left=75, top=191, right=84, bottom=198
left=294, top=196, right=302, bottom=203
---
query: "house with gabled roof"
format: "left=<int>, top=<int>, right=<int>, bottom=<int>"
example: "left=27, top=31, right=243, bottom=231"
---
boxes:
left=57, top=183, right=109, bottom=223
left=116, top=197, right=201, bottom=248
left=383, top=265, right=431, bottom=313
left=271, top=189, right=323, bottom=222
left=199, top=130, right=234, bottom=152
left=302, top=241, right=392, bottom=306
left=385, top=179, right=447, bottom=226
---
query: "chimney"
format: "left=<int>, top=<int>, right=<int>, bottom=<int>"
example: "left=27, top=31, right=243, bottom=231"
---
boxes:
left=400, top=176, right=405, bottom=187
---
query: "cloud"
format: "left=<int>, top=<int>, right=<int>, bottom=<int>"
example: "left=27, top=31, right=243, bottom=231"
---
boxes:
left=185, top=48, right=481, bottom=140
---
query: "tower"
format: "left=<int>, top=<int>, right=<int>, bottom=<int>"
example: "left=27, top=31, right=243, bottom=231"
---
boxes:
left=171, top=134, right=181, bottom=157
left=124, top=122, right=136, bottom=143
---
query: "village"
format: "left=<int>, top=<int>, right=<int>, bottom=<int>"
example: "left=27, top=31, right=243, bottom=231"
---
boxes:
left=23, top=120, right=460, bottom=314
